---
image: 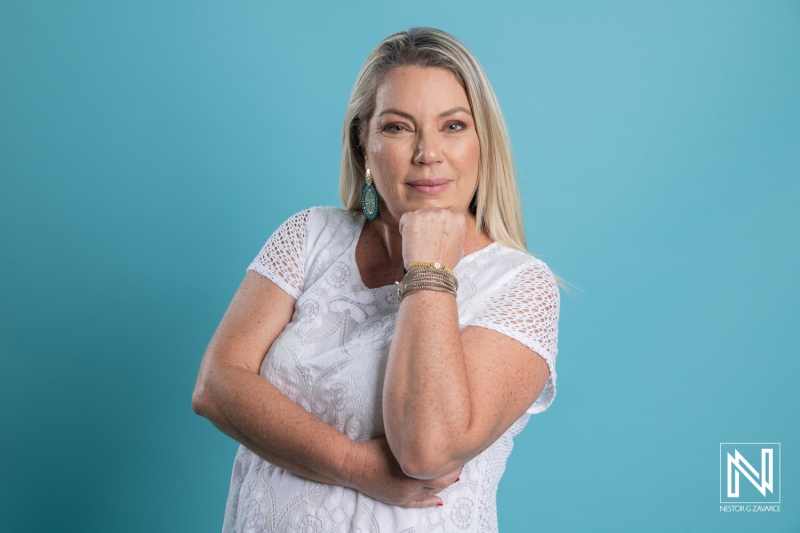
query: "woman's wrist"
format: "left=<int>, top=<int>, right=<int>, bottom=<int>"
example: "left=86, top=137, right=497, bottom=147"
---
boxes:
left=396, top=262, right=458, bottom=302
left=336, top=439, right=373, bottom=491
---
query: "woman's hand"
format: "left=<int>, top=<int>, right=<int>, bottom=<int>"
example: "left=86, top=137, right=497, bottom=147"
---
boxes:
left=343, top=437, right=462, bottom=508
left=398, top=207, right=466, bottom=271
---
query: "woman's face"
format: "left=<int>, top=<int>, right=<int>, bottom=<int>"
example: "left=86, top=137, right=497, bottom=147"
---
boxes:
left=364, top=65, right=480, bottom=225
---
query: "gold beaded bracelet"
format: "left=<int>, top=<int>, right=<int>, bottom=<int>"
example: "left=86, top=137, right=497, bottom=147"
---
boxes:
left=405, top=261, right=455, bottom=276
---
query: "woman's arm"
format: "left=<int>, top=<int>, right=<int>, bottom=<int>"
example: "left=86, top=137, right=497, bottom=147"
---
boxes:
left=192, top=271, right=460, bottom=506
left=383, top=210, right=552, bottom=480
left=192, top=271, right=353, bottom=483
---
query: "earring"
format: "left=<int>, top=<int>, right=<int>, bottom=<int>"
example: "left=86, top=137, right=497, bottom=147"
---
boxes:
left=361, top=168, right=379, bottom=220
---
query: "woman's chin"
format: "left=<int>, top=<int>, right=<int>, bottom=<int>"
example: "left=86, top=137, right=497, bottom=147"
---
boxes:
left=395, top=197, right=467, bottom=213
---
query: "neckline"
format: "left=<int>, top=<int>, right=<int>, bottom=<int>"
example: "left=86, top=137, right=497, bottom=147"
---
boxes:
left=349, top=213, right=500, bottom=292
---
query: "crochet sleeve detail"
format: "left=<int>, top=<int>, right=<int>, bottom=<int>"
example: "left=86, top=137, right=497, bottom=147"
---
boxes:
left=247, top=209, right=312, bottom=299
left=465, top=259, right=560, bottom=415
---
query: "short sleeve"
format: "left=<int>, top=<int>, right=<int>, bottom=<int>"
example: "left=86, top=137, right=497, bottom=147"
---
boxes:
left=465, top=259, right=560, bottom=415
left=247, top=209, right=311, bottom=299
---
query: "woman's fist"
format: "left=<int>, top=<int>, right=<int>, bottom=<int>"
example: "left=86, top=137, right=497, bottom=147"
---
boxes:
left=398, top=207, right=466, bottom=271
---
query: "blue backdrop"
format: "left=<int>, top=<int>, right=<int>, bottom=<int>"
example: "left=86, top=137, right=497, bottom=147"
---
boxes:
left=1, top=1, right=797, bottom=531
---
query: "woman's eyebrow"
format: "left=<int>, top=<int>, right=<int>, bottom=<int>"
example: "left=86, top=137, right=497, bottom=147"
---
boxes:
left=439, top=106, right=472, bottom=118
left=378, top=109, right=414, bottom=119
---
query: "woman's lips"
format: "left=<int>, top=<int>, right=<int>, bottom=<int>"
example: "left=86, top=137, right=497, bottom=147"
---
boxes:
left=406, top=178, right=452, bottom=195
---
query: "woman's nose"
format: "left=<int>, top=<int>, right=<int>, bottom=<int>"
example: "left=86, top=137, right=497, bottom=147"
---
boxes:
left=412, top=129, right=443, bottom=166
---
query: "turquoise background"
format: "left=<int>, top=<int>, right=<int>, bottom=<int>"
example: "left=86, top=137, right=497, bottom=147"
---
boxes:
left=1, top=1, right=798, bottom=531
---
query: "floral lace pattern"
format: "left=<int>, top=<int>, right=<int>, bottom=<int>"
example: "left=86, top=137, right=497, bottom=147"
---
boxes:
left=226, top=207, right=560, bottom=533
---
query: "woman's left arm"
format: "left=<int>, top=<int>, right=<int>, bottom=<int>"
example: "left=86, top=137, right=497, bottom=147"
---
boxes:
left=383, top=210, right=554, bottom=480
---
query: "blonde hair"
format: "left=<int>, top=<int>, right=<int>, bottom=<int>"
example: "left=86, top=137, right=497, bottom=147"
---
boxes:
left=339, top=27, right=527, bottom=252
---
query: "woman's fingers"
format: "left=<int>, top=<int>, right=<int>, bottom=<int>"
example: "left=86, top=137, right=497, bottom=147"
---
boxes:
left=398, top=211, right=409, bottom=235
left=402, top=467, right=462, bottom=507
left=389, top=472, right=463, bottom=507
left=427, top=466, right=463, bottom=491
left=401, top=495, right=443, bottom=509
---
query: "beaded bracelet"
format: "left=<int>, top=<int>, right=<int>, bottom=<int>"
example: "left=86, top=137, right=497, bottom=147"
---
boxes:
left=405, top=261, right=455, bottom=276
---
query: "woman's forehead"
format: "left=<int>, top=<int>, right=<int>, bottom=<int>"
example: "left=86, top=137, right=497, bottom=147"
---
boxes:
left=373, top=65, right=471, bottom=117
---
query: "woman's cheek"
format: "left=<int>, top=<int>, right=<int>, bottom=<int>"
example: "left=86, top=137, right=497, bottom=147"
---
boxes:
left=448, top=137, right=480, bottom=169
left=380, top=148, right=411, bottom=187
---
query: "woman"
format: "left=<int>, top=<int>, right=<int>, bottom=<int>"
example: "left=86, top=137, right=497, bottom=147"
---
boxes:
left=193, top=27, right=560, bottom=533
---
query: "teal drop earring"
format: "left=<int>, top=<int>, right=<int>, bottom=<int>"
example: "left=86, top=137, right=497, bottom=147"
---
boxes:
left=361, top=168, right=379, bottom=220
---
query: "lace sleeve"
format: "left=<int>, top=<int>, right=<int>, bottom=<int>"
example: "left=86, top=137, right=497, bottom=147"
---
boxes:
left=247, top=209, right=312, bottom=299
left=465, top=259, right=560, bottom=414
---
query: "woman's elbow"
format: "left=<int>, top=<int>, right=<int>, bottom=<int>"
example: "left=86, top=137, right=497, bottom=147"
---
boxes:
left=191, top=373, right=214, bottom=417
left=395, top=445, right=458, bottom=480
left=399, top=459, right=439, bottom=480
left=191, top=386, right=207, bottom=416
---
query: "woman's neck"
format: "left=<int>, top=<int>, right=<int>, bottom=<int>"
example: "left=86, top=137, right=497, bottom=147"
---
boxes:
left=356, top=211, right=493, bottom=289
left=369, top=211, right=493, bottom=269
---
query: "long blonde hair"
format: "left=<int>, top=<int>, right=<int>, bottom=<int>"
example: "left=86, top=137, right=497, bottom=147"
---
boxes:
left=340, top=27, right=527, bottom=252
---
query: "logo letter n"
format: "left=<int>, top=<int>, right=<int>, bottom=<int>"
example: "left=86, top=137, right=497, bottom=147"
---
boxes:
left=727, top=448, right=773, bottom=498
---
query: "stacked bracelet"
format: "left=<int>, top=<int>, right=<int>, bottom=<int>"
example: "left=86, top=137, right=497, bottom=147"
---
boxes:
left=396, top=262, right=458, bottom=302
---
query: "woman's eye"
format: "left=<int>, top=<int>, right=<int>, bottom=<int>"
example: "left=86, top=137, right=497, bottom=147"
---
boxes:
left=383, top=124, right=406, bottom=133
left=446, top=121, right=466, bottom=132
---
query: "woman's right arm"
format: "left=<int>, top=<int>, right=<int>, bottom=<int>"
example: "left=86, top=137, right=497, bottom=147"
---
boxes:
left=191, top=270, right=459, bottom=507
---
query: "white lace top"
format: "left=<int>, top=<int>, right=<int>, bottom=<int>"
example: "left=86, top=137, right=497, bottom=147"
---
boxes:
left=222, top=206, right=560, bottom=533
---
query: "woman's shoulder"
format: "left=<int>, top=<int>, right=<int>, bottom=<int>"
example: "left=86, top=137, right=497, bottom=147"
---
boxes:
left=278, top=205, right=360, bottom=228
left=460, top=241, right=555, bottom=290
left=299, top=206, right=363, bottom=248
left=298, top=206, right=364, bottom=287
left=273, top=206, right=363, bottom=249
left=249, top=206, right=363, bottom=296
left=304, top=205, right=363, bottom=229
left=456, top=242, right=558, bottom=318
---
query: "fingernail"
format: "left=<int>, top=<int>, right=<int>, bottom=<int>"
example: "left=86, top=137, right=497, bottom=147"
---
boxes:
left=437, top=503, right=443, bottom=507
left=455, top=477, right=460, bottom=482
